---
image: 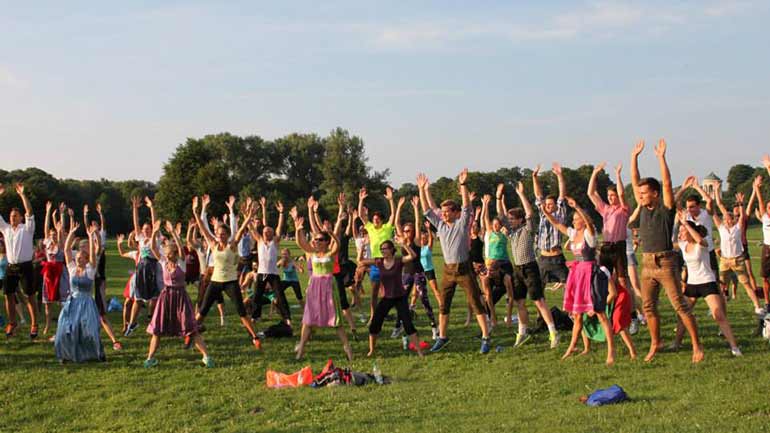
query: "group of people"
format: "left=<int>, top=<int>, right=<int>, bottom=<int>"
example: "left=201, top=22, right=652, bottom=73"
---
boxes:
left=3, top=142, right=770, bottom=367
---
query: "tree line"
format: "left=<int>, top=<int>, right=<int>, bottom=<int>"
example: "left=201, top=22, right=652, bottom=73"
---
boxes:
left=2, top=129, right=768, bottom=238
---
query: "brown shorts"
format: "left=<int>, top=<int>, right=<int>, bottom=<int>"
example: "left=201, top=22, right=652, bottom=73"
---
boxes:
left=438, top=261, right=485, bottom=315
left=719, top=257, right=750, bottom=286
left=640, top=252, right=692, bottom=317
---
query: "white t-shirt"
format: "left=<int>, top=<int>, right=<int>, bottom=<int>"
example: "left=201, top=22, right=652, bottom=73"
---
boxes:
left=678, top=241, right=716, bottom=285
left=355, top=236, right=370, bottom=260
left=717, top=224, right=743, bottom=259
left=763, top=214, right=770, bottom=246
left=257, top=240, right=279, bottom=275
left=0, top=215, right=35, bottom=264
left=686, top=209, right=714, bottom=251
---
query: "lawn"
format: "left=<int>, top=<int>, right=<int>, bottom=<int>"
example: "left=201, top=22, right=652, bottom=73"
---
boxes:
left=2, top=228, right=770, bottom=433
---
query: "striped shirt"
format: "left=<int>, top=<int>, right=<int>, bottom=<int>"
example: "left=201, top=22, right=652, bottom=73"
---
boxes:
left=535, top=197, right=566, bottom=252
left=501, top=216, right=537, bottom=266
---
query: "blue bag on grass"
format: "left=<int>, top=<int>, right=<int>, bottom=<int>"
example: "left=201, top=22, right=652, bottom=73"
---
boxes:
left=585, top=385, right=629, bottom=407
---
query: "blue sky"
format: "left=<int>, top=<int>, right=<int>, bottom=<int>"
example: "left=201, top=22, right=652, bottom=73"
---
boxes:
left=2, top=1, right=769, bottom=186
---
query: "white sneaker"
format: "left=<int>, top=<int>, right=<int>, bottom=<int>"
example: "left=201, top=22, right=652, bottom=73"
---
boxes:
left=402, top=336, right=409, bottom=350
left=755, top=307, right=766, bottom=317
left=390, top=326, right=403, bottom=339
left=731, top=347, right=743, bottom=357
left=629, top=319, right=639, bottom=335
left=431, top=327, right=439, bottom=341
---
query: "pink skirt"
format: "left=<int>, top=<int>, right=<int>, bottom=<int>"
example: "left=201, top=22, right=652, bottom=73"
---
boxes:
left=563, top=261, right=594, bottom=314
left=302, top=275, right=339, bottom=328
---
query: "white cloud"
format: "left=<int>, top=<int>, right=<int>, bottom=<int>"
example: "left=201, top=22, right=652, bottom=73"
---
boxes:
left=366, top=1, right=756, bottom=50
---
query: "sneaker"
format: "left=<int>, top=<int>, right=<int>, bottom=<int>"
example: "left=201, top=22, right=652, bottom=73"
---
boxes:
left=402, top=336, right=409, bottom=350
left=629, top=319, right=639, bottom=336
left=756, top=307, right=767, bottom=317
left=429, top=337, right=450, bottom=352
left=431, top=327, right=439, bottom=341
left=549, top=331, right=559, bottom=349
left=480, top=338, right=491, bottom=354
left=202, top=356, right=215, bottom=368
left=124, top=322, right=138, bottom=337
left=514, top=332, right=530, bottom=348
left=390, top=326, right=403, bottom=339
left=29, top=325, right=38, bottom=340
left=731, top=347, right=743, bottom=357
left=143, top=358, right=158, bottom=368
left=219, top=316, right=225, bottom=327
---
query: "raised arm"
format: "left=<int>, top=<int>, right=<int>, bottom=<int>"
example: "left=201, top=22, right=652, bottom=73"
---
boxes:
left=516, top=181, right=534, bottom=219
left=64, top=222, right=79, bottom=264
left=131, top=196, right=141, bottom=236
left=86, top=225, right=97, bottom=268
left=350, top=209, right=360, bottom=239
left=96, top=203, right=106, bottom=233
left=385, top=187, right=396, bottom=226
left=394, top=196, right=406, bottom=237
left=232, top=206, right=254, bottom=248
left=495, top=183, right=506, bottom=217
left=333, top=193, right=346, bottom=238
left=532, top=164, right=543, bottom=201
left=192, top=196, right=216, bottom=245
left=630, top=140, right=644, bottom=204
left=628, top=204, right=642, bottom=226
left=144, top=196, right=157, bottom=228
left=416, top=173, right=432, bottom=213
left=458, top=168, right=470, bottom=209
left=357, top=188, right=370, bottom=225
left=308, top=197, right=322, bottom=235
left=274, top=201, right=285, bottom=240
left=713, top=183, right=728, bottom=227
left=587, top=163, right=606, bottom=209
left=14, top=183, right=32, bottom=217
left=345, top=205, right=354, bottom=237
left=83, top=204, right=90, bottom=230
left=736, top=192, right=746, bottom=227
left=654, top=139, right=674, bottom=209
left=552, top=162, right=566, bottom=200
left=293, top=217, right=313, bottom=254
left=755, top=176, right=766, bottom=220
left=149, top=220, right=162, bottom=260
left=259, top=197, right=268, bottom=228
left=326, top=229, right=340, bottom=258
left=397, top=235, right=417, bottom=263
left=615, top=163, right=627, bottom=208
left=44, top=201, right=52, bottom=237
left=411, top=196, right=422, bottom=247
left=746, top=187, right=757, bottom=221
left=116, top=233, right=127, bottom=257
left=481, top=195, right=492, bottom=233
left=691, top=179, right=714, bottom=215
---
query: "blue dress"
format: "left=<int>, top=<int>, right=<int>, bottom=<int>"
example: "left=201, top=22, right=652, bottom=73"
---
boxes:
left=54, top=263, right=105, bottom=363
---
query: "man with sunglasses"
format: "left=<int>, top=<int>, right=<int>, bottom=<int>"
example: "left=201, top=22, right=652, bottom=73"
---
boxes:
left=417, top=169, right=491, bottom=353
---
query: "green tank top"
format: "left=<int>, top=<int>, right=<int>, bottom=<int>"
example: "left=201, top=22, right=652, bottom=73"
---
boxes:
left=311, top=255, right=334, bottom=276
left=485, top=231, right=509, bottom=260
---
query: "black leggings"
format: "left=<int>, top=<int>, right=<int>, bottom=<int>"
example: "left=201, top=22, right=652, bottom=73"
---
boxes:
left=251, top=274, right=290, bottom=322
left=369, top=295, right=417, bottom=336
left=334, top=273, right=351, bottom=310
left=280, top=281, right=303, bottom=300
left=200, top=280, right=247, bottom=318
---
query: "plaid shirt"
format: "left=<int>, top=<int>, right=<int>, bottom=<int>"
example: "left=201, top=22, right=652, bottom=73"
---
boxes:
left=501, top=216, right=537, bottom=266
left=535, top=197, right=566, bottom=252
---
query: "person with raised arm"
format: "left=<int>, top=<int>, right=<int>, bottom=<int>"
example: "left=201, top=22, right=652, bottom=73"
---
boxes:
left=0, top=183, right=39, bottom=339
left=497, top=182, right=560, bottom=348
left=630, top=139, right=702, bottom=363
left=587, top=162, right=631, bottom=287
left=358, top=235, right=424, bottom=358
left=418, top=169, right=491, bottom=353
left=116, top=232, right=140, bottom=333
left=737, top=189, right=760, bottom=302
left=41, top=201, right=70, bottom=337
left=124, top=195, right=160, bottom=337
left=143, top=220, right=213, bottom=368
left=712, top=181, right=764, bottom=315
left=291, top=211, right=353, bottom=361
left=247, top=197, right=291, bottom=325
left=193, top=196, right=262, bottom=350
left=752, top=171, right=770, bottom=309
left=391, top=196, right=438, bottom=342
left=672, top=210, right=742, bottom=356
left=351, top=208, right=370, bottom=309
left=480, top=193, right=515, bottom=329
left=533, top=163, right=570, bottom=290
left=676, top=176, right=719, bottom=278
left=54, top=222, right=105, bottom=363
left=357, top=186, right=396, bottom=322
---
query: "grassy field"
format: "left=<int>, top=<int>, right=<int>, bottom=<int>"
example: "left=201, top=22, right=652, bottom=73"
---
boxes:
left=2, top=227, right=770, bottom=433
